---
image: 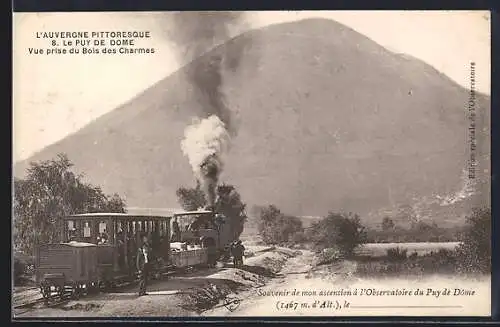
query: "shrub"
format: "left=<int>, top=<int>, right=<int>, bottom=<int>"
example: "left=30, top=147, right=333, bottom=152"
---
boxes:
left=456, top=208, right=491, bottom=273
left=317, top=247, right=343, bottom=265
left=381, top=217, right=395, bottom=231
left=309, top=212, right=367, bottom=257
left=257, top=205, right=304, bottom=245
left=386, top=247, right=408, bottom=262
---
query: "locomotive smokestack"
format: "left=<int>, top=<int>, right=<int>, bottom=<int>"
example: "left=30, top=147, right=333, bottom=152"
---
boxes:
left=200, top=155, right=219, bottom=208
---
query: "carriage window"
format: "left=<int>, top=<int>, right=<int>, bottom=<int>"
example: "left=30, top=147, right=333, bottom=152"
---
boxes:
left=67, top=220, right=75, bottom=241
left=99, top=222, right=107, bottom=234
left=98, top=221, right=109, bottom=244
left=83, top=222, right=91, bottom=238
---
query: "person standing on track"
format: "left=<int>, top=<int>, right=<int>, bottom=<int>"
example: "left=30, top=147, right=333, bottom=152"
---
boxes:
left=230, top=241, right=237, bottom=267
left=233, top=240, right=245, bottom=268
left=136, top=234, right=151, bottom=296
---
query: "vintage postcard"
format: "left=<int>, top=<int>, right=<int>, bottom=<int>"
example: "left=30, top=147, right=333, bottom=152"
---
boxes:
left=12, top=11, right=491, bottom=318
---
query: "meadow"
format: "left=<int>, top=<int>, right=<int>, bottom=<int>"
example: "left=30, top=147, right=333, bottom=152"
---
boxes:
left=354, top=242, right=460, bottom=258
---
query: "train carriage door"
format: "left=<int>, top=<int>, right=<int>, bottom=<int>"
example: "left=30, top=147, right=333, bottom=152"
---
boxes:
left=111, top=218, right=119, bottom=271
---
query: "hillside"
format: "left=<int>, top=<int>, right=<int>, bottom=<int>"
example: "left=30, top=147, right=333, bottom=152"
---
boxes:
left=14, top=18, right=490, bottom=224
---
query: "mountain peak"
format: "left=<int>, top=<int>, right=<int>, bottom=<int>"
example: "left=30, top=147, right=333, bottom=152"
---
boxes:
left=14, top=18, right=490, bottom=223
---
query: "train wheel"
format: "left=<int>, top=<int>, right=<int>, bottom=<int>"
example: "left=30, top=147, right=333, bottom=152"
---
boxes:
left=40, top=282, right=51, bottom=303
left=87, top=282, right=98, bottom=295
left=101, top=280, right=113, bottom=293
left=108, top=281, right=117, bottom=291
left=72, top=284, right=81, bottom=300
left=57, top=285, right=65, bottom=298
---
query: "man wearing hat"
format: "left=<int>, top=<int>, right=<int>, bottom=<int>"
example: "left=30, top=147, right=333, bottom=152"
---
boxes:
left=231, top=240, right=245, bottom=268
left=136, top=234, right=151, bottom=296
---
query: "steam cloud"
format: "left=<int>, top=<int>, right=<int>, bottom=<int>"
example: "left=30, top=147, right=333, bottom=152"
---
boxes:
left=168, top=12, right=250, bottom=208
left=181, top=116, right=230, bottom=207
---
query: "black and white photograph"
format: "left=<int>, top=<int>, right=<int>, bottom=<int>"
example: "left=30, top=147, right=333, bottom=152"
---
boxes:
left=12, top=11, right=491, bottom=318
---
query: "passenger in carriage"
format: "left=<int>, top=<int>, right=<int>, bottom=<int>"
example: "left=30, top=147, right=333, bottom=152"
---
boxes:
left=98, top=230, right=109, bottom=245
left=68, top=227, right=78, bottom=243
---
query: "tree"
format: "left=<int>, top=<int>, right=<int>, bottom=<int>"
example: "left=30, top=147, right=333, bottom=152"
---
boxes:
left=13, top=154, right=126, bottom=255
left=309, top=212, right=367, bottom=257
left=176, top=181, right=206, bottom=211
left=397, top=204, right=418, bottom=226
left=176, top=182, right=247, bottom=240
left=214, top=184, right=247, bottom=240
left=456, top=207, right=491, bottom=273
left=256, top=205, right=304, bottom=245
left=381, top=216, right=395, bottom=231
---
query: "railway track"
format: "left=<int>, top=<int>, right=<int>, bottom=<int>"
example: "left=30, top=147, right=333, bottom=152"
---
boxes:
left=13, top=267, right=192, bottom=315
left=14, top=290, right=72, bottom=315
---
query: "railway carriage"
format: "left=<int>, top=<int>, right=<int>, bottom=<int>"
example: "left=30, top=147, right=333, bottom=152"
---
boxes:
left=34, top=210, right=235, bottom=300
left=36, top=213, right=173, bottom=298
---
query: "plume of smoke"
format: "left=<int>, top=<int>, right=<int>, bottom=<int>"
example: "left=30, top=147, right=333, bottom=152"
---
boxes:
left=167, top=11, right=251, bottom=134
left=181, top=115, right=230, bottom=208
left=167, top=12, right=251, bottom=207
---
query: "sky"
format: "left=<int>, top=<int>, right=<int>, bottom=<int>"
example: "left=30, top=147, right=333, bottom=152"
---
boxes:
left=12, top=11, right=491, bottom=163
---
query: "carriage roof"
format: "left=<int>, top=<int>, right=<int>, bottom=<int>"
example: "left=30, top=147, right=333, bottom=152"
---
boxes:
left=66, top=213, right=172, bottom=220
left=172, top=210, right=214, bottom=216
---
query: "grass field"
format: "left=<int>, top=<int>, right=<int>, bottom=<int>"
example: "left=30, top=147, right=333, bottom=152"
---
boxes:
left=355, top=242, right=460, bottom=257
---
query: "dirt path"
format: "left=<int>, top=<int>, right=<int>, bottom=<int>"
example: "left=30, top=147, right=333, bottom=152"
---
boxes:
left=203, top=250, right=491, bottom=317
left=202, top=249, right=332, bottom=317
